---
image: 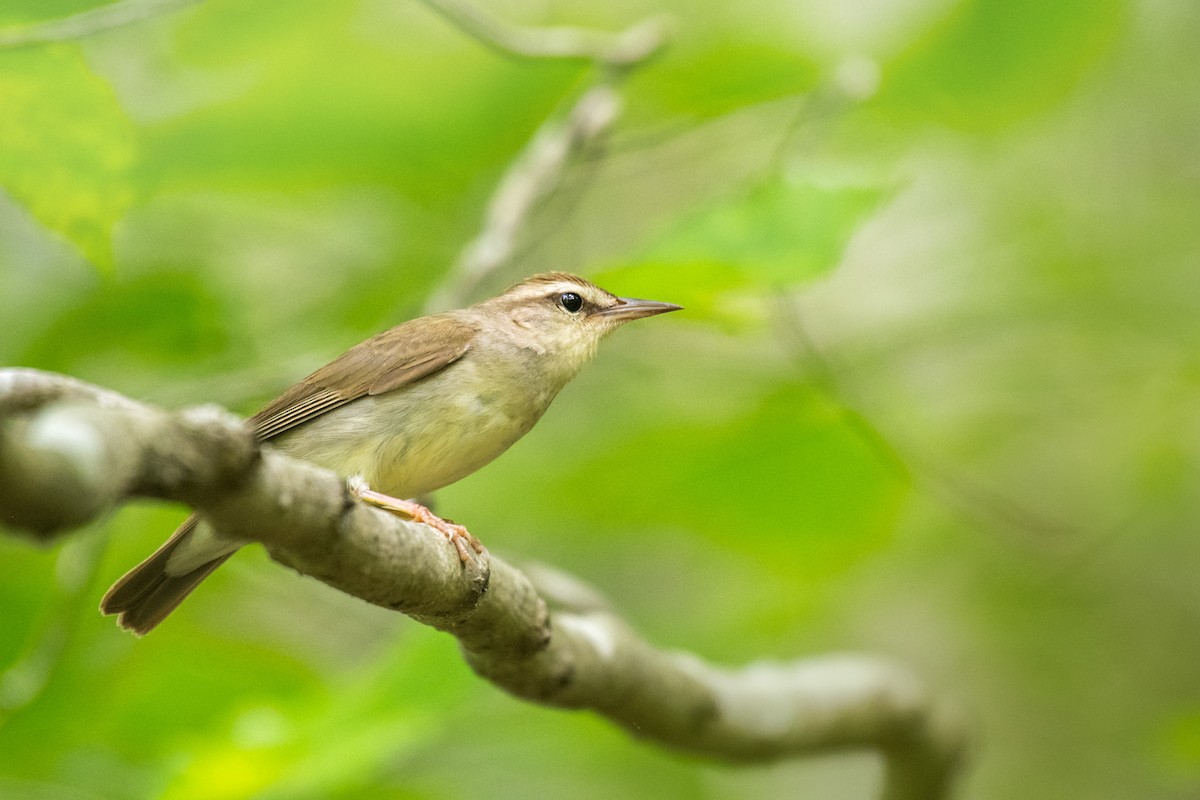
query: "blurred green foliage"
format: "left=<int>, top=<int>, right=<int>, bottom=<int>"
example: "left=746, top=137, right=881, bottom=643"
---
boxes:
left=2, top=0, right=1199, bottom=799
left=876, top=0, right=1126, bottom=130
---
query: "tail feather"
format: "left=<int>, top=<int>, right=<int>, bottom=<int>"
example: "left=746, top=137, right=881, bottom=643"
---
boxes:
left=101, top=515, right=234, bottom=636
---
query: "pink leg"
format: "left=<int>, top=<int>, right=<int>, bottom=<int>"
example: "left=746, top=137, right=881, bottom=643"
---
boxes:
left=349, top=480, right=486, bottom=562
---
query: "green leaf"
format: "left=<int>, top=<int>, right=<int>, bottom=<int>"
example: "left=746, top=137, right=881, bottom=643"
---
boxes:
left=0, top=45, right=137, bottom=268
left=594, top=261, right=760, bottom=333
left=605, top=175, right=888, bottom=324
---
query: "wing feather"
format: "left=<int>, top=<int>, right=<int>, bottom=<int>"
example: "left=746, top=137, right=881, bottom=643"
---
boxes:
left=249, top=314, right=476, bottom=441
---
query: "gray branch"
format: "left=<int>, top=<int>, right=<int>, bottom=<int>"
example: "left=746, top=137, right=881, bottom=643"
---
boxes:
left=0, top=368, right=966, bottom=798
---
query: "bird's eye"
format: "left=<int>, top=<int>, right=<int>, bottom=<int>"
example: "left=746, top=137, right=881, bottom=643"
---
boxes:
left=559, top=292, right=583, bottom=313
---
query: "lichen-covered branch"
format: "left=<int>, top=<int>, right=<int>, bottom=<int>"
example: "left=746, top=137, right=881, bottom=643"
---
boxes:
left=0, top=368, right=966, bottom=799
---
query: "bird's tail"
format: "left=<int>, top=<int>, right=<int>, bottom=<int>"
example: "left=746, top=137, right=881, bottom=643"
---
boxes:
left=100, top=515, right=234, bottom=636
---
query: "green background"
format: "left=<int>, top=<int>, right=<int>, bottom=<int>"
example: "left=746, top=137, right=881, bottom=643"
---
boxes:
left=2, top=0, right=1198, bottom=798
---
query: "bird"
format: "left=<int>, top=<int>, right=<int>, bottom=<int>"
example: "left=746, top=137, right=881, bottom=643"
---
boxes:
left=100, top=272, right=681, bottom=635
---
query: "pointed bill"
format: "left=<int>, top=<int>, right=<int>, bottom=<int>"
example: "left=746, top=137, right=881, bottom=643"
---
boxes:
left=597, top=297, right=683, bottom=322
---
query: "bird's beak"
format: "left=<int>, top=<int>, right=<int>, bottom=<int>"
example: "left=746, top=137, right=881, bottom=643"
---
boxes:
left=598, top=297, right=683, bottom=322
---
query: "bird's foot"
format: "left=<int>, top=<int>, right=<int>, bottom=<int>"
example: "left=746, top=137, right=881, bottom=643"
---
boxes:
left=348, top=478, right=486, bottom=563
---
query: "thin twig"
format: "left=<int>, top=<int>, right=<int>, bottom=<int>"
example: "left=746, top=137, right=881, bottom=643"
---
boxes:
left=776, top=295, right=1074, bottom=544
left=0, top=0, right=204, bottom=48
left=425, top=85, right=622, bottom=312
left=420, top=0, right=670, bottom=67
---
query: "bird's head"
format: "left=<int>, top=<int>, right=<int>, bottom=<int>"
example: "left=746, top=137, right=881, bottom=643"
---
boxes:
left=477, top=272, right=681, bottom=374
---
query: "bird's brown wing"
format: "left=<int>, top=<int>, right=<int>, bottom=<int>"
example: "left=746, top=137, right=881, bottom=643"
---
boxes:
left=250, top=314, right=477, bottom=441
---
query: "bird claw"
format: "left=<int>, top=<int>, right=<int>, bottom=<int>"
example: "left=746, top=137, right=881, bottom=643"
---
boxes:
left=349, top=480, right=486, bottom=563
left=409, top=509, right=487, bottom=562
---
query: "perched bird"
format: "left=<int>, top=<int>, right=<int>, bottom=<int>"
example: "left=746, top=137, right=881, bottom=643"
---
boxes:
left=101, top=273, right=680, bottom=634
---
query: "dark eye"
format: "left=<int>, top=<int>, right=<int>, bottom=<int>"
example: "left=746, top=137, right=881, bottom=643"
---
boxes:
left=559, top=292, right=583, bottom=313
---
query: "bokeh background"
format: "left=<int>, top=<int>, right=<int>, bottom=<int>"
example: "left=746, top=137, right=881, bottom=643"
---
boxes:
left=2, top=0, right=1198, bottom=798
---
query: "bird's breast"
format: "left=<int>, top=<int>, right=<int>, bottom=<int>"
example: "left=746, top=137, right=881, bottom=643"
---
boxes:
left=273, top=357, right=556, bottom=498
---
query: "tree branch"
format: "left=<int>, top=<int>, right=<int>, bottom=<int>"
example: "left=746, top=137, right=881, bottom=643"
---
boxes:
left=0, top=368, right=966, bottom=798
